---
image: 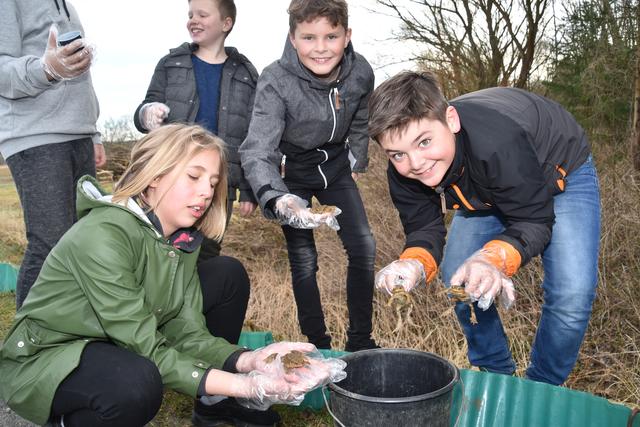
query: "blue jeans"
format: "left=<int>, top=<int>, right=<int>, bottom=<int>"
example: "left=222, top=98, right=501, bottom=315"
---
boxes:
left=282, top=171, right=376, bottom=349
left=440, top=156, right=600, bottom=385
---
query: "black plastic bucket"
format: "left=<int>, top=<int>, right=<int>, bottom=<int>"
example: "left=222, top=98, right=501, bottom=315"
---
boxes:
left=328, top=348, right=459, bottom=427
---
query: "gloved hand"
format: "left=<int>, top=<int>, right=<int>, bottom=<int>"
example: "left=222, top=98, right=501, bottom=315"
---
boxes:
left=375, top=259, right=425, bottom=295
left=139, top=102, right=170, bottom=131
left=41, top=25, right=93, bottom=81
left=236, top=341, right=317, bottom=375
left=235, top=348, right=347, bottom=411
left=450, top=248, right=516, bottom=310
left=274, top=194, right=341, bottom=231
left=234, top=370, right=305, bottom=411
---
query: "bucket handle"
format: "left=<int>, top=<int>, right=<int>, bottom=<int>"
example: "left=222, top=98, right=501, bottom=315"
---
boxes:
left=322, top=385, right=347, bottom=427
left=628, top=408, right=639, bottom=427
left=322, top=378, right=467, bottom=427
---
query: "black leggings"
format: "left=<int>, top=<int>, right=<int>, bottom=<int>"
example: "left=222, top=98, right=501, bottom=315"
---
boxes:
left=49, top=256, right=250, bottom=427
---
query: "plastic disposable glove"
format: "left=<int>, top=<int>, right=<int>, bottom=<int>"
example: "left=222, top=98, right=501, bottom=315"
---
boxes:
left=375, top=259, right=426, bottom=295
left=234, top=370, right=304, bottom=411
left=237, top=341, right=317, bottom=375
left=274, top=194, right=341, bottom=231
left=41, top=26, right=93, bottom=81
left=450, top=248, right=516, bottom=310
left=236, top=348, right=347, bottom=411
left=139, top=102, right=170, bottom=131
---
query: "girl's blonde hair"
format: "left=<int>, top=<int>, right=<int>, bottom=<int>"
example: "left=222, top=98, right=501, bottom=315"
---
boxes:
left=113, top=124, right=228, bottom=241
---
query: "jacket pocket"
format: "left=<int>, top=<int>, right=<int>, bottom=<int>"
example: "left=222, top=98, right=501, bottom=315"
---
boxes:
left=1, top=319, right=80, bottom=361
left=166, top=66, right=189, bottom=85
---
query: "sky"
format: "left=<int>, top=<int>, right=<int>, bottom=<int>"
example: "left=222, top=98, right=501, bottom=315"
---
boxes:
left=70, top=0, right=418, bottom=126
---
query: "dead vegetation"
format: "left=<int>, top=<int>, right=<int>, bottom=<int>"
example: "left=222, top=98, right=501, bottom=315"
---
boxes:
left=0, top=137, right=638, bottom=424
left=223, top=141, right=640, bottom=407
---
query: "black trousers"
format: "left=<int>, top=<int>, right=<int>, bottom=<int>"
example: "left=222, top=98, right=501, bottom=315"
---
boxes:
left=282, top=171, right=376, bottom=349
left=49, top=256, right=250, bottom=426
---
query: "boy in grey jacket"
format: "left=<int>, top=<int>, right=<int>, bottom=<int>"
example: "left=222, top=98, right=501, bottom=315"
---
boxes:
left=239, top=0, right=378, bottom=352
left=0, top=0, right=105, bottom=308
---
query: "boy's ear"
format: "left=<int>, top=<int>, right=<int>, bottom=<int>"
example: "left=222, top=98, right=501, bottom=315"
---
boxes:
left=222, top=16, right=233, bottom=33
left=446, top=106, right=461, bottom=133
left=343, top=27, right=352, bottom=48
left=289, top=32, right=297, bottom=50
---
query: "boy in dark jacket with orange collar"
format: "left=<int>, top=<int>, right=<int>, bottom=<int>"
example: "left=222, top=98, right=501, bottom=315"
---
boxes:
left=239, top=0, right=377, bottom=352
left=369, top=71, right=600, bottom=386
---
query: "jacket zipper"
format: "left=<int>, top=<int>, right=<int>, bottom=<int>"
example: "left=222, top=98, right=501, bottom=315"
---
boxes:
left=435, top=186, right=447, bottom=214
left=315, top=84, right=339, bottom=189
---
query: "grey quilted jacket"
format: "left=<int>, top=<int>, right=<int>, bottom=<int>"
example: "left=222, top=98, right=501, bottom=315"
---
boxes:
left=238, top=37, right=374, bottom=215
left=134, top=43, right=258, bottom=202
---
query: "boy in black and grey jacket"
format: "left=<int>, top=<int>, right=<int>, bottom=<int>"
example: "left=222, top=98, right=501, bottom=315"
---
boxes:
left=134, top=0, right=258, bottom=261
left=369, top=71, right=600, bottom=386
left=239, top=0, right=377, bottom=352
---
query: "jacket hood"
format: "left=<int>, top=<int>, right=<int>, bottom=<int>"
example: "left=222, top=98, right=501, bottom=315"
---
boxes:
left=278, top=36, right=357, bottom=88
left=76, top=176, right=159, bottom=236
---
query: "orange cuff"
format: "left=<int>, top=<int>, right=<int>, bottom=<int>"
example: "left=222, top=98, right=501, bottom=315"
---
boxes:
left=400, top=247, right=438, bottom=283
left=482, top=240, right=522, bottom=277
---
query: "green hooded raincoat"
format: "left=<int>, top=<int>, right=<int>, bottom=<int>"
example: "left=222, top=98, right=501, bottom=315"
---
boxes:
left=0, top=176, right=240, bottom=424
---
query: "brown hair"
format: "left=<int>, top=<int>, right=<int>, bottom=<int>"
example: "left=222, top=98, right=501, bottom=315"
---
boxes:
left=113, top=124, right=228, bottom=241
left=368, top=71, right=449, bottom=144
left=287, top=0, right=348, bottom=34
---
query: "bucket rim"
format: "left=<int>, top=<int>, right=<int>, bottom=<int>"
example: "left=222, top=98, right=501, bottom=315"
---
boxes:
left=327, top=348, right=460, bottom=404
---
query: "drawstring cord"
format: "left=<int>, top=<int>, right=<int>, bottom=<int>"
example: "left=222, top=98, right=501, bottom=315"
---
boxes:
left=53, top=0, right=71, bottom=20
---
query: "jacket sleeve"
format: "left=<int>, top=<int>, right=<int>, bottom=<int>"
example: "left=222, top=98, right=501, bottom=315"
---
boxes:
left=238, top=69, right=290, bottom=217
left=159, top=268, right=242, bottom=367
left=478, top=138, right=554, bottom=269
left=133, top=57, right=168, bottom=133
left=238, top=63, right=259, bottom=204
left=67, top=222, right=237, bottom=398
left=388, top=164, right=447, bottom=267
left=347, top=61, right=375, bottom=173
left=0, top=1, right=55, bottom=99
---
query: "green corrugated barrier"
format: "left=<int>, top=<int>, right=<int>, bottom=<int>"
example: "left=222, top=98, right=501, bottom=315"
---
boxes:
left=0, top=263, right=17, bottom=292
left=238, top=331, right=640, bottom=426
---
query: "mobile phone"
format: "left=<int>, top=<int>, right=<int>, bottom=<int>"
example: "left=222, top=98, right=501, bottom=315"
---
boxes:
left=58, top=31, right=83, bottom=53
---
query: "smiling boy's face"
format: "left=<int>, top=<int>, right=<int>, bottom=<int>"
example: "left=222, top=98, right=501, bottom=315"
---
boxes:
left=289, top=16, right=351, bottom=79
left=187, top=0, right=232, bottom=47
left=379, top=106, right=461, bottom=188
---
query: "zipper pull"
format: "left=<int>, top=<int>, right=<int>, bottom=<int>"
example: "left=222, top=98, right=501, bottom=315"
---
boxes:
left=334, top=87, right=341, bottom=110
left=435, top=186, right=447, bottom=215
left=280, top=155, right=286, bottom=178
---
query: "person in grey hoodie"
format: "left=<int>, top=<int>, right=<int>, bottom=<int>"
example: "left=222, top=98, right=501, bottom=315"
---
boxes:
left=239, top=0, right=378, bottom=352
left=0, top=0, right=105, bottom=308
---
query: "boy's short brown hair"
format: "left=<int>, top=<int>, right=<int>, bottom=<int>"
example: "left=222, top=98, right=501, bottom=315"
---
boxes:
left=287, top=0, right=349, bottom=34
left=368, top=71, right=449, bottom=144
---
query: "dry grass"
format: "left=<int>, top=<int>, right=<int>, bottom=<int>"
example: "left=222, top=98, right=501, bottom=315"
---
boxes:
left=0, top=138, right=638, bottom=425
left=223, top=141, right=640, bottom=408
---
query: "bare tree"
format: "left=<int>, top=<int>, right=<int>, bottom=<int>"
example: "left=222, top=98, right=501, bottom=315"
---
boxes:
left=375, top=0, right=551, bottom=96
left=100, top=116, right=139, bottom=144
left=633, top=0, right=640, bottom=170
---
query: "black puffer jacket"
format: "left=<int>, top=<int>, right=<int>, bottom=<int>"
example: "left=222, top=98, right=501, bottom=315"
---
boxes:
left=134, top=43, right=258, bottom=201
left=388, top=87, right=590, bottom=267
